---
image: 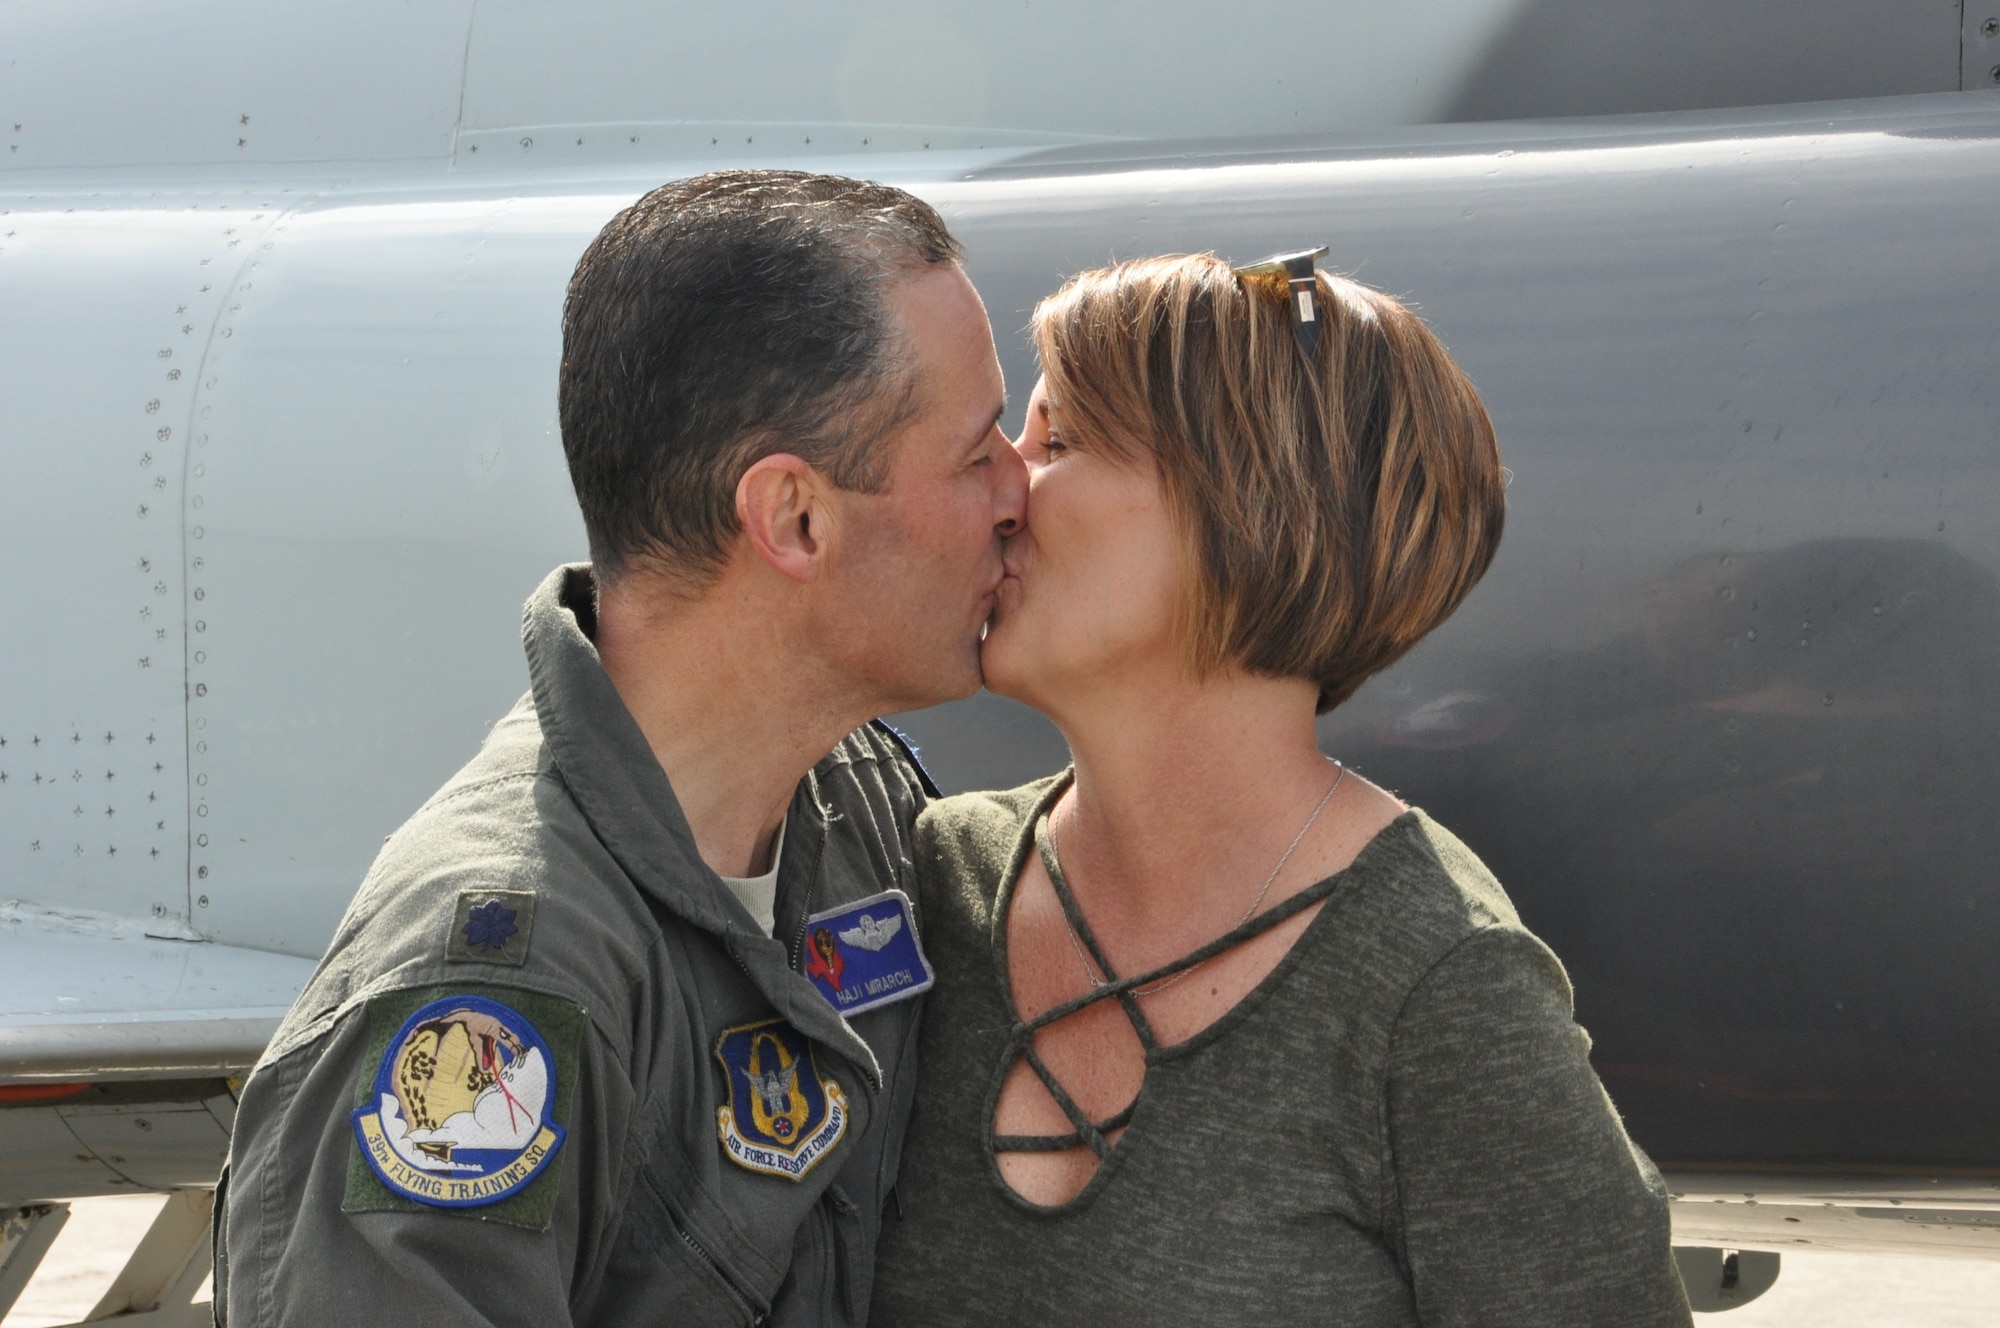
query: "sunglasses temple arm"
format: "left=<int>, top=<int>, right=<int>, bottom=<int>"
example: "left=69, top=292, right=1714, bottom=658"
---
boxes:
left=1283, top=253, right=1319, bottom=358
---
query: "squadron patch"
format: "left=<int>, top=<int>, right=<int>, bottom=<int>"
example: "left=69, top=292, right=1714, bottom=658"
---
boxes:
left=714, top=1019, right=847, bottom=1181
left=445, top=889, right=537, bottom=966
left=349, top=992, right=568, bottom=1216
left=799, top=889, right=934, bottom=1018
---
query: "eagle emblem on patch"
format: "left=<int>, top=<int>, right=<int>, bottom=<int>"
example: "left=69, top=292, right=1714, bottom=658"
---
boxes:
left=798, top=889, right=934, bottom=1018
left=350, top=994, right=565, bottom=1208
left=713, top=1018, right=847, bottom=1181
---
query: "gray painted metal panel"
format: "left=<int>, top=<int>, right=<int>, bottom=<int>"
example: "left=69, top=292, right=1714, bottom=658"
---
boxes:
left=1, top=0, right=1996, bottom=1246
left=0, top=905, right=313, bottom=1082
left=1446, top=0, right=1964, bottom=121
left=1971, top=4, right=2000, bottom=90
left=58, top=1100, right=230, bottom=1192
left=1668, top=1173, right=2000, bottom=1260
left=1, top=1122, right=109, bottom=1218
left=0, top=1083, right=238, bottom=1209
left=0, top=207, right=212, bottom=929
left=456, top=0, right=1528, bottom=154
left=12, top=0, right=1969, bottom=180
left=5, top=95, right=1997, bottom=1177
left=180, top=189, right=599, bottom=951
left=0, top=0, right=472, bottom=170
left=900, top=91, right=2000, bottom=1170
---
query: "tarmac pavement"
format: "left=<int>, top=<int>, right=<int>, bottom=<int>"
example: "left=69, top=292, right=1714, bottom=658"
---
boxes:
left=5, top=1194, right=1999, bottom=1326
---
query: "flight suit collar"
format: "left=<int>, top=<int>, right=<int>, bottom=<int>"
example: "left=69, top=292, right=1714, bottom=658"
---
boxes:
left=520, top=564, right=879, bottom=1082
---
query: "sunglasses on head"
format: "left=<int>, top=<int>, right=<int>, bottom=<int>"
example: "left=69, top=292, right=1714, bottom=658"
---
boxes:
left=1232, top=245, right=1330, bottom=357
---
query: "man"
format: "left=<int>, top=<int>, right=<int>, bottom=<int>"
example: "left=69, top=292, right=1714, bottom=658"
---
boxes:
left=215, top=171, right=1027, bottom=1326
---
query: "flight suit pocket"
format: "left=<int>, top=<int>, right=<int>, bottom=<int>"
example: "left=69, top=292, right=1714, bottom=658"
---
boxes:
left=598, top=1171, right=767, bottom=1328
left=825, top=1184, right=871, bottom=1325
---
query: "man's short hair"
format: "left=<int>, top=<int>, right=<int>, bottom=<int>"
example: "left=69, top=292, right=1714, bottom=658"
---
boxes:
left=560, top=170, right=964, bottom=585
left=1031, top=253, right=1505, bottom=713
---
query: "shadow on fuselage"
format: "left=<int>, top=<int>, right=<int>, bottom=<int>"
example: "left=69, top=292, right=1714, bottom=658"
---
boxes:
left=1329, top=536, right=2000, bottom=1169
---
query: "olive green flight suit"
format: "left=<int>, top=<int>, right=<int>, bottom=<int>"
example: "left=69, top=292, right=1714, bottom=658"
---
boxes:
left=216, top=565, right=934, bottom=1326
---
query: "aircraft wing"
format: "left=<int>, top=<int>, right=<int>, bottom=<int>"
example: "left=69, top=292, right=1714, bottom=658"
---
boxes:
left=0, top=903, right=313, bottom=1087
left=0, top=904, right=313, bottom=1222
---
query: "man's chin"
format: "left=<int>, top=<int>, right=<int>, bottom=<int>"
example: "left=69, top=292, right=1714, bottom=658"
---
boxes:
left=879, top=645, right=984, bottom=715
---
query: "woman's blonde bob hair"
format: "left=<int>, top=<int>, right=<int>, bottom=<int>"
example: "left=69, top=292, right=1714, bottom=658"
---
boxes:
left=1030, top=253, right=1505, bottom=712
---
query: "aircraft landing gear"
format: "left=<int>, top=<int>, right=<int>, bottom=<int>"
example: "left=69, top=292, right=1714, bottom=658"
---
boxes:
left=0, top=1190, right=213, bottom=1328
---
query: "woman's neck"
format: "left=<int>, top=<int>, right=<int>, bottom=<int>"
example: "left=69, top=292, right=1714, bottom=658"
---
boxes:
left=1046, top=667, right=1343, bottom=935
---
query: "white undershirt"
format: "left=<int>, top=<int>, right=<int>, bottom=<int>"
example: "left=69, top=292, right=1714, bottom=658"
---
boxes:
left=716, top=814, right=787, bottom=937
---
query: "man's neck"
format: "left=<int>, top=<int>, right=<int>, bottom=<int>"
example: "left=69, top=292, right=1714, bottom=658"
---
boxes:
left=593, top=566, right=866, bottom=879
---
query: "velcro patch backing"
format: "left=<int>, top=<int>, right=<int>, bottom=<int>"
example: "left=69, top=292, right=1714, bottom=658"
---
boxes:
left=342, top=984, right=584, bottom=1231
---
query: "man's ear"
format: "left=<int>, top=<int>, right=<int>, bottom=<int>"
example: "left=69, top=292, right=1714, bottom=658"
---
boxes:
left=736, top=453, right=831, bottom=582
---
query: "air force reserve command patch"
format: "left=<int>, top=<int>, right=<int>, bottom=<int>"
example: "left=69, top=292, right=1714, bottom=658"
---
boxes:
left=798, top=889, right=934, bottom=1018
left=714, top=1019, right=848, bottom=1181
left=344, top=987, right=583, bottom=1229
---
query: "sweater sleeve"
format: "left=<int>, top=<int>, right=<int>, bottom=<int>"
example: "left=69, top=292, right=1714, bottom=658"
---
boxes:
left=1384, top=927, right=1693, bottom=1328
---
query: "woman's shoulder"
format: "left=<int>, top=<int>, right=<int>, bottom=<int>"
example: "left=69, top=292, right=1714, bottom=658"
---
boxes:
left=1332, top=807, right=1560, bottom=1002
left=1379, top=809, right=1524, bottom=931
left=916, top=772, right=1066, bottom=865
left=913, top=772, right=1067, bottom=907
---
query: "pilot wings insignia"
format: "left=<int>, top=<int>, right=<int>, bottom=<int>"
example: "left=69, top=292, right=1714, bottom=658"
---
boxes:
left=837, top=912, right=902, bottom=952
left=798, top=889, right=934, bottom=1018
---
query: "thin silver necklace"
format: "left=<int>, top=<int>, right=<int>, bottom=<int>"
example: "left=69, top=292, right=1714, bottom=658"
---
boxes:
left=1048, top=760, right=1346, bottom=997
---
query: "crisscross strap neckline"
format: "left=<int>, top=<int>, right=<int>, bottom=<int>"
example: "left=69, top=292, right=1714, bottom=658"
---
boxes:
left=989, top=812, right=1344, bottom=1160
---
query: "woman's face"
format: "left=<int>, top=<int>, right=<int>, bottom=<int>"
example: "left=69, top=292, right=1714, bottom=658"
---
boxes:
left=982, top=377, right=1185, bottom=714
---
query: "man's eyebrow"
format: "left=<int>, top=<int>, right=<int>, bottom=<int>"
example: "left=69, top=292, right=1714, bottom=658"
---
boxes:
left=963, top=401, right=1005, bottom=452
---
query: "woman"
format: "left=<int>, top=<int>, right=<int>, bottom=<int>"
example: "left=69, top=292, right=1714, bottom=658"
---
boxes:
left=869, top=254, right=1691, bottom=1325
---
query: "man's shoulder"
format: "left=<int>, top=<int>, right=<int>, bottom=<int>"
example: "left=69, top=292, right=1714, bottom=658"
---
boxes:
left=817, top=720, right=940, bottom=802
left=404, top=692, right=547, bottom=817
left=804, top=721, right=939, bottom=858
left=268, top=701, right=662, bottom=1069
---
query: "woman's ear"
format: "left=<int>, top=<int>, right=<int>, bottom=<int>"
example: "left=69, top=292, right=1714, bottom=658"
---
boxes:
left=736, top=453, right=830, bottom=582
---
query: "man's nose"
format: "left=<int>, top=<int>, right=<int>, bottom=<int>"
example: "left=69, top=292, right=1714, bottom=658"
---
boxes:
left=992, top=433, right=1028, bottom=536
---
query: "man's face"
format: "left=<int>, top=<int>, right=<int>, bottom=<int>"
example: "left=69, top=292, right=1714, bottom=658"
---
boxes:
left=816, top=264, right=1026, bottom=711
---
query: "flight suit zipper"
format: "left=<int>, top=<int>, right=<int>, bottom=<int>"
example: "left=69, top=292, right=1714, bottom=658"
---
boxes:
left=785, top=785, right=831, bottom=971
left=672, top=1214, right=769, bottom=1326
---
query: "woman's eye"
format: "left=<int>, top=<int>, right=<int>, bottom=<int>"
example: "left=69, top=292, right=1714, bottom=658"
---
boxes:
left=1042, top=434, right=1068, bottom=457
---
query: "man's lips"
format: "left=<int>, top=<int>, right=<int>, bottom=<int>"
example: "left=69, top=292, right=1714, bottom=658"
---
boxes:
left=978, top=573, right=1013, bottom=626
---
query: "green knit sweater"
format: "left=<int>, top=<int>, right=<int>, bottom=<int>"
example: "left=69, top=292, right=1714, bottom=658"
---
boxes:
left=870, top=775, right=1692, bottom=1327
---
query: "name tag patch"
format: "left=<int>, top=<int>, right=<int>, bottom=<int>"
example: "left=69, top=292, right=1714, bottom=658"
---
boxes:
left=799, top=889, right=934, bottom=1017
left=714, top=1018, right=847, bottom=1181
left=350, top=993, right=566, bottom=1209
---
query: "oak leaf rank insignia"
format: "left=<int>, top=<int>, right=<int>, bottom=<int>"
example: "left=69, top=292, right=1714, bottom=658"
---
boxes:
left=445, top=888, right=537, bottom=966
